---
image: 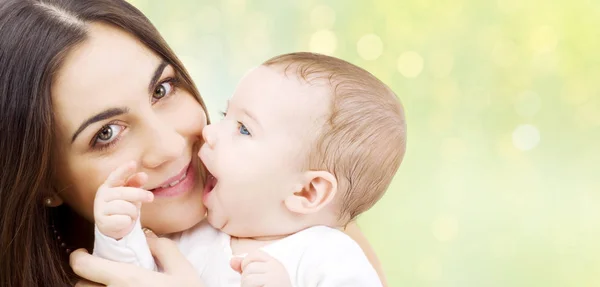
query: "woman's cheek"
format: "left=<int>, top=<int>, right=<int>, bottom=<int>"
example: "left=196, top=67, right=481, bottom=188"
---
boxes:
left=179, top=95, right=208, bottom=136
left=62, top=161, right=113, bottom=220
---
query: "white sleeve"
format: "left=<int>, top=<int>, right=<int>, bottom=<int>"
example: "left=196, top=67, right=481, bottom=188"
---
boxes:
left=92, top=216, right=157, bottom=271
left=301, top=232, right=383, bottom=287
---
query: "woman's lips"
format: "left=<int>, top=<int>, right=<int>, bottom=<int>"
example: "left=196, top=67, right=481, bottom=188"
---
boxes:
left=151, top=162, right=196, bottom=197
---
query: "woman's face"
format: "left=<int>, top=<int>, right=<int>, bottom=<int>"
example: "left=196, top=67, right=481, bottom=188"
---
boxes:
left=51, top=23, right=207, bottom=235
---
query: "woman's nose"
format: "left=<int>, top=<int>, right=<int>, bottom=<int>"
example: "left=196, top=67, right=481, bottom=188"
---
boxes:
left=141, top=121, right=186, bottom=169
left=202, top=123, right=217, bottom=149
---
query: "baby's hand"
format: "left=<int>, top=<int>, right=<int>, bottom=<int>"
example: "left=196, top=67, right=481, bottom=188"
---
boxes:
left=231, top=250, right=292, bottom=287
left=94, top=161, right=154, bottom=240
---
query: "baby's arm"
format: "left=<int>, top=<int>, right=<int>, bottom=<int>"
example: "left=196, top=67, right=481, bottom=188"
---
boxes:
left=93, top=218, right=157, bottom=270
left=91, top=161, right=157, bottom=270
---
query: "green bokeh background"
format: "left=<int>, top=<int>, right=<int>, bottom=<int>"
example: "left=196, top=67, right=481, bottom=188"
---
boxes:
left=130, top=1, right=599, bottom=286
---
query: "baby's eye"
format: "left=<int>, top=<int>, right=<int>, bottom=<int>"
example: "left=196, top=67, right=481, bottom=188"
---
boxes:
left=238, top=122, right=251, bottom=136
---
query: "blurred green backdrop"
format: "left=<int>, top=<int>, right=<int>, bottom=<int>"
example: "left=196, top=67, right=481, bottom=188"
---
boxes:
left=129, top=1, right=599, bottom=286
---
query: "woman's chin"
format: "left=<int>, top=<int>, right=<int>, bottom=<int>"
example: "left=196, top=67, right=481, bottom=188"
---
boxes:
left=145, top=211, right=205, bottom=235
left=140, top=199, right=206, bottom=235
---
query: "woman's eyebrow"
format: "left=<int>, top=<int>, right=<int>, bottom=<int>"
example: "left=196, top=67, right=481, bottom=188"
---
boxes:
left=71, top=107, right=129, bottom=143
left=148, top=61, right=169, bottom=93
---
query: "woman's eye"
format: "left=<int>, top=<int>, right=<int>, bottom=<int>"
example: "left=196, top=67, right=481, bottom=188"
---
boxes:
left=238, top=123, right=251, bottom=136
left=153, top=81, right=173, bottom=102
left=94, top=124, right=124, bottom=146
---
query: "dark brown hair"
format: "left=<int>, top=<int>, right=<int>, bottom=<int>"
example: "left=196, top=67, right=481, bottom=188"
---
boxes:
left=264, top=52, right=407, bottom=222
left=0, top=0, right=206, bottom=286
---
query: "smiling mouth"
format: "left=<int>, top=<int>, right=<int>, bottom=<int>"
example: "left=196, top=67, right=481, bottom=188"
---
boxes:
left=149, top=161, right=196, bottom=197
left=151, top=163, right=190, bottom=191
left=157, top=169, right=188, bottom=189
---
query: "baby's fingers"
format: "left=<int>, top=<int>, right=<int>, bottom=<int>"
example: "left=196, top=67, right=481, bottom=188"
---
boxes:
left=241, top=250, right=274, bottom=272
left=104, top=161, right=137, bottom=188
left=96, top=214, right=133, bottom=235
left=241, top=262, right=268, bottom=275
left=101, top=187, right=153, bottom=203
left=102, top=200, right=139, bottom=219
left=125, top=172, right=148, bottom=188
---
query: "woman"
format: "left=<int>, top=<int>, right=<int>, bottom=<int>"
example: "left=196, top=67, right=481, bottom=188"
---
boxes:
left=0, top=0, right=386, bottom=286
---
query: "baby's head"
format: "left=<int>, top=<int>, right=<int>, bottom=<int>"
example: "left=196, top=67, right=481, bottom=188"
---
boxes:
left=200, top=52, right=406, bottom=238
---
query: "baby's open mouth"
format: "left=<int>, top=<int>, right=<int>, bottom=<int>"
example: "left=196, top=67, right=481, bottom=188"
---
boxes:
left=204, top=173, right=217, bottom=195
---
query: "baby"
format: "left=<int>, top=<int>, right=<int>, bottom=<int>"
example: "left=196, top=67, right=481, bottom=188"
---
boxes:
left=93, top=52, right=406, bottom=286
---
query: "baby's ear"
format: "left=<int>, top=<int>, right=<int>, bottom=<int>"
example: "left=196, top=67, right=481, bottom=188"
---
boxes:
left=284, top=171, right=337, bottom=215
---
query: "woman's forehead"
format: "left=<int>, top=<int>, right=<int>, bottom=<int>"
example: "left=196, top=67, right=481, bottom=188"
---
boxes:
left=51, top=22, right=162, bottom=133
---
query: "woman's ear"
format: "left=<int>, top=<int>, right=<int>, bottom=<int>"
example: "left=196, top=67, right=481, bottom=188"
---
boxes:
left=284, top=171, right=337, bottom=215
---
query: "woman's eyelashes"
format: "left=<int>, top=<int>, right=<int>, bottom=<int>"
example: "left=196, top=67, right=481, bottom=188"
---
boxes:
left=151, top=77, right=179, bottom=104
left=91, top=122, right=126, bottom=151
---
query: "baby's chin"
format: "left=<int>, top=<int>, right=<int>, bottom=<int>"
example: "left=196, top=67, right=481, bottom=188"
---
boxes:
left=205, top=210, right=251, bottom=236
left=206, top=215, right=263, bottom=238
left=205, top=210, right=227, bottom=231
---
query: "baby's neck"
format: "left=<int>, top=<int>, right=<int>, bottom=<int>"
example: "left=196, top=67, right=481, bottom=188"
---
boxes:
left=229, top=233, right=289, bottom=255
left=227, top=211, right=344, bottom=255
